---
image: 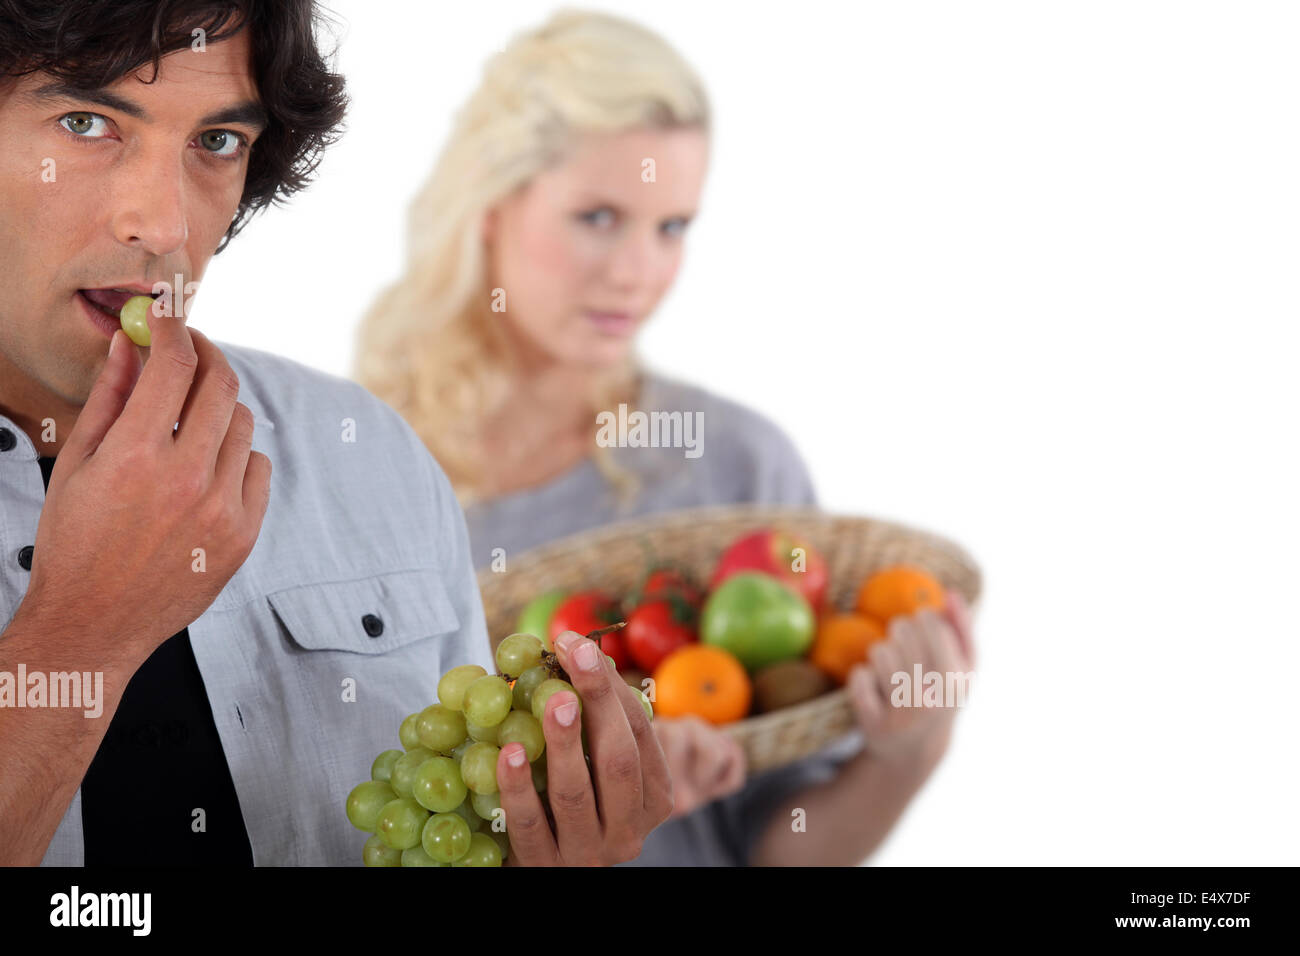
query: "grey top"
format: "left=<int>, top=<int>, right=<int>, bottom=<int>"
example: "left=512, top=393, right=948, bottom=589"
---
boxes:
left=462, top=372, right=865, bottom=866
left=2, top=343, right=495, bottom=865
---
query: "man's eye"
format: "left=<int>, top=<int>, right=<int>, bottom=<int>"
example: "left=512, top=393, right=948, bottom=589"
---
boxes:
left=197, top=130, right=244, bottom=158
left=60, top=112, right=111, bottom=138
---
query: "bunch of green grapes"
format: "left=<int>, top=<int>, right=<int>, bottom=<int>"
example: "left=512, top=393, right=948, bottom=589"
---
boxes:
left=345, top=628, right=651, bottom=867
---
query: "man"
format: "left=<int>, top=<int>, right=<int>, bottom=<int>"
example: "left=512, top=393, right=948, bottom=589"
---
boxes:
left=0, top=0, right=670, bottom=866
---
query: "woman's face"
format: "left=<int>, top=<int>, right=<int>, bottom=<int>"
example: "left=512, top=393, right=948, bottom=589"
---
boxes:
left=485, top=125, right=709, bottom=369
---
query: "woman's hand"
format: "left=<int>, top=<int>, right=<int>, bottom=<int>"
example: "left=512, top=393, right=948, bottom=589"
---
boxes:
left=654, top=715, right=747, bottom=818
left=496, top=630, right=674, bottom=865
left=847, top=589, right=977, bottom=774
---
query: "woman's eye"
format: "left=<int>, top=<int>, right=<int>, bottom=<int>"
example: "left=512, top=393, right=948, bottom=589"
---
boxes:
left=579, top=207, right=617, bottom=229
left=59, top=112, right=111, bottom=138
left=197, top=129, right=245, bottom=158
left=661, top=217, right=691, bottom=238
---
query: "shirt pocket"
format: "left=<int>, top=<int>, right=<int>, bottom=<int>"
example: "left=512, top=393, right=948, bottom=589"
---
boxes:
left=254, top=568, right=463, bottom=865
left=265, top=566, right=461, bottom=656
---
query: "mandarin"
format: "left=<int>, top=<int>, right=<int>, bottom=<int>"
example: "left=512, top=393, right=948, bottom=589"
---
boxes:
left=856, top=565, right=946, bottom=622
left=651, top=645, right=752, bottom=725
left=809, top=613, right=888, bottom=684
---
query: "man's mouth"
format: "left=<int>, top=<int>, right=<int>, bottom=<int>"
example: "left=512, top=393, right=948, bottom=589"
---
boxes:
left=78, top=288, right=159, bottom=320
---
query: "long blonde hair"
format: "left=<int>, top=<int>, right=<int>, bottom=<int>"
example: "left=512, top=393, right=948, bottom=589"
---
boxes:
left=352, top=9, right=711, bottom=505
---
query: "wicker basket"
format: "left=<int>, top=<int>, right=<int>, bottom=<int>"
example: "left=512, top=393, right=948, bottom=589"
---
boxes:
left=476, top=505, right=982, bottom=773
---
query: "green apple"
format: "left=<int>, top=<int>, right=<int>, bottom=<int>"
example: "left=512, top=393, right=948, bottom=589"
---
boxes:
left=701, top=572, right=815, bottom=670
left=516, top=589, right=567, bottom=650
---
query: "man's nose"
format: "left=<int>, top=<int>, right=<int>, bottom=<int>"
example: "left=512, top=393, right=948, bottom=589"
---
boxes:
left=109, top=152, right=189, bottom=256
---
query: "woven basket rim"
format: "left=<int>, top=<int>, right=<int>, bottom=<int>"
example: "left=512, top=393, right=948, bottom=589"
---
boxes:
left=476, top=503, right=983, bottom=606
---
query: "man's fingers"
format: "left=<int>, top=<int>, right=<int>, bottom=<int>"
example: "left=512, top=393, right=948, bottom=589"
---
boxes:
left=541, top=690, right=602, bottom=863
left=553, top=633, right=645, bottom=838
left=61, top=330, right=142, bottom=466
left=174, top=328, right=240, bottom=473
left=496, top=742, right=559, bottom=866
left=118, top=307, right=196, bottom=444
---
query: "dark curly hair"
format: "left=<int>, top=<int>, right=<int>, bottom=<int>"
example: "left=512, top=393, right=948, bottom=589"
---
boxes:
left=0, top=0, right=349, bottom=250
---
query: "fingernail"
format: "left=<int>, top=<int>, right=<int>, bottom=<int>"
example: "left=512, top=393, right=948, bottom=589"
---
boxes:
left=506, top=745, right=526, bottom=768
left=108, top=330, right=120, bottom=358
left=554, top=630, right=580, bottom=654
left=556, top=699, right=578, bottom=727
left=573, top=641, right=600, bottom=673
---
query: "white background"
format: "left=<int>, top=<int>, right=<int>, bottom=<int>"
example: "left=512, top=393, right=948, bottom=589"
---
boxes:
left=197, top=1, right=1300, bottom=864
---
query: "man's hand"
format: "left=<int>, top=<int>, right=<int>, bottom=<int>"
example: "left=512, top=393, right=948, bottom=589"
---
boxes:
left=847, top=588, right=976, bottom=771
left=20, top=312, right=272, bottom=663
left=495, top=630, right=673, bottom=865
left=655, top=715, right=746, bottom=819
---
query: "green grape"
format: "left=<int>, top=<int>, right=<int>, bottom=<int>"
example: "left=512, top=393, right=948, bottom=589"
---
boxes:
left=466, top=719, right=500, bottom=743
left=470, top=790, right=501, bottom=822
left=450, top=739, right=472, bottom=762
left=463, top=676, right=512, bottom=727
left=452, top=831, right=503, bottom=867
left=416, top=703, right=467, bottom=753
left=399, top=712, right=422, bottom=750
left=410, top=755, right=468, bottom=813
left=532, top=679, right=581, bottom=723
left=421, top=811, right=472, bottom=863
left=438, top=665, right=487, bottom=712
left=497, top=710, right=545, bottom=762
left=375, top=797, right=429, bottom=850
left=363, top=833, right=402, bottom=867
left=451, top=798, right=483, bottom=833
left=531, top=752, right=548, bottom=793
left=345, top=780, right=396, bottom=832
left=488, top=828, right=511, bottom=862
left=371, top=749, right=403, bottom=783
left=635, top=688, right=654, bottom=721
left=401, top=844, right=448, bottom=867
left=390, top=746, right=435, bottom=798
left=119, top=295, right=154, bottom=347
left=512, top=665, right=549, bottom=713
left=495, top=632, right=544, bottom=677
left=461, top=742, right=501, bottom=794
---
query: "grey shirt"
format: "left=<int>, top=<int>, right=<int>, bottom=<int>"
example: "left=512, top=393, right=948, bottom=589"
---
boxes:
left=1, top=343, right=495, bottom=865
left=462, top=372, right=865, bottom=866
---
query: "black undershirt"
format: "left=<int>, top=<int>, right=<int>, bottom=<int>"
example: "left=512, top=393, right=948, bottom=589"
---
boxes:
left=38, top=456, right=254, bottom=866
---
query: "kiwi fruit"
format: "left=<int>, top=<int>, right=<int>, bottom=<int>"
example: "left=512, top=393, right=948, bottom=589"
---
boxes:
left=752, top=659, right=833, bottom=713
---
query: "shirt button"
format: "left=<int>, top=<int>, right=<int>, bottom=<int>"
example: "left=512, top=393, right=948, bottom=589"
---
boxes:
left=17, top=546, right=34, bottom=571
left=0, top=428, right=15, bottom=452
left=362, top=613, right=384, bottom=638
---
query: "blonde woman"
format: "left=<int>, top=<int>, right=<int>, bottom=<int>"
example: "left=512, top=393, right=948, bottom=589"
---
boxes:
left=355, top=9, right=976, bottom=866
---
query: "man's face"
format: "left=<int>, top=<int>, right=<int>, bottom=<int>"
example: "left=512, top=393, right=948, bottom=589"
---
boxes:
left=0, top=32, right=263, bottom=412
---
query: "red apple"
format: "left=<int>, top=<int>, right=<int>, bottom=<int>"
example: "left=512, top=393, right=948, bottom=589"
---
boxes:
left=709, top=530, right=829, bottom=611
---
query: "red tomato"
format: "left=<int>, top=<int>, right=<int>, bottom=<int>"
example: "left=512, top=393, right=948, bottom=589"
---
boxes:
left=599, top=627, right=632, bottom=671
left=550, top=592, right=623, bottom=664
left=638, top=567, right=704, bottom=608
left=625, top=599, right=698, bottom=673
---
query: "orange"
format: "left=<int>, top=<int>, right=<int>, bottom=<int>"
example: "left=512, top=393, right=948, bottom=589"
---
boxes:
left=651, top=645, right=752, bottom=725
left=856, top=565, right=945, bottom=622
left=809, top=613, right=887, bottom=684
